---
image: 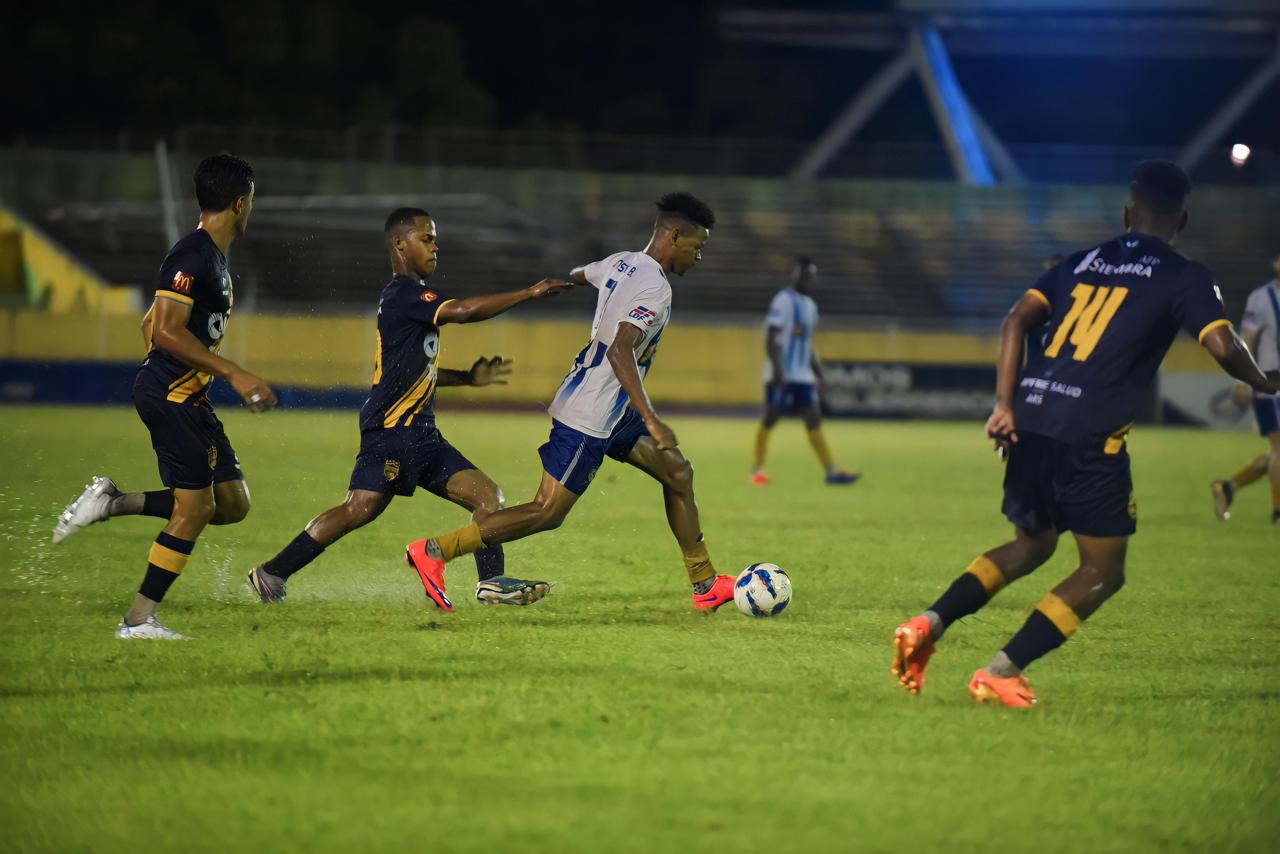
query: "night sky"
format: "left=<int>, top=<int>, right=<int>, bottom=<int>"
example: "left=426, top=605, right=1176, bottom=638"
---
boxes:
left=7, top=0, right=1278, bottom=151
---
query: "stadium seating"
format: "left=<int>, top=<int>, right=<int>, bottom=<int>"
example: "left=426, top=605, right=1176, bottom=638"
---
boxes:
left=19, top=153, right=1279, bottom=323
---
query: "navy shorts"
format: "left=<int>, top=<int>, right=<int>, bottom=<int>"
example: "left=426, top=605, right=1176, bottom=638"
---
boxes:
left=766, top=381, right=817, bottom=413
left=349, top=425, right=477, bottom=498
left=134, top=372, right=243, bottom=490
left=1001, top=430, right=1136, bottom=538
left=1254, top=393, right=1280, bottom=437
left=538, top=409, right=650, bottom=496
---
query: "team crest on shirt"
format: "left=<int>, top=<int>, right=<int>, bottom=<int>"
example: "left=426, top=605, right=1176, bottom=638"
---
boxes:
left=384, top=459, right=401, bottom=481
left=172, top=272, right=194, bottom=294
left=628, top=306, right=657, bottom=326
left=420, top=291, right=438, bottom=303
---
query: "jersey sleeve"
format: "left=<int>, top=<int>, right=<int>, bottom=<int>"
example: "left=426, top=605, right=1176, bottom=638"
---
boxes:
left=154, top=248, right=205, bottom=307
left=391, top=282, right=452, bottom=325
left=764, top=292, right=788, bottom=328
left=1171, top=264, right=1229, bottom=343
left=1240, top=288, right=1267, bottom=335
left=1024, top=265, right=1061, bottom=312
left=581, top=254, right=622, bottom=289
left=614, top=279, right=670, bottom=335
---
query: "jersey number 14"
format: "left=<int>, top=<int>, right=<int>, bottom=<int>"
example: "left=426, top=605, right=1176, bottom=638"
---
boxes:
left=1044, top=284, right=1129, bottom=362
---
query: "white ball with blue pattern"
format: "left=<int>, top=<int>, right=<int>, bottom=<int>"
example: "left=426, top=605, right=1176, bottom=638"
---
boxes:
left=733, top=563, right=792, bottom=617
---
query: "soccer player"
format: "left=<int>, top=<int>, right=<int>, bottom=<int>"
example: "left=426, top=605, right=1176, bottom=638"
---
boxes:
left=750, top=256, right=858, bottom=486
left=1211, top=253, right=1280, bottom=524
left=246, top=208, right=572, bottom=609
left=53, top=153, right=277, bottom=639
left=403, top=192, right=738, bottom=611
left=891, top=161, right=1280, bottom=706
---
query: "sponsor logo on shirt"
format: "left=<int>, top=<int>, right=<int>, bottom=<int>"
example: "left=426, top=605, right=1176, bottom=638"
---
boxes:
left=421, top=290, right=438, bottom=303
left=172, top=272, right=194, bottom=293
left=629, top=306, right=657, bottom=326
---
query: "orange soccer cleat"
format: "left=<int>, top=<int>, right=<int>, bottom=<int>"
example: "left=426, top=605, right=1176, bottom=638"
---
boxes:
left=892, top=616, right=935, bottom=694
left=405, top=539, right=453, bottom=612
left=968, top=667, right=1038, bottom=708
left=750, top=470, right=771, bottom=487
left=693, top=574, right=736, bottom=612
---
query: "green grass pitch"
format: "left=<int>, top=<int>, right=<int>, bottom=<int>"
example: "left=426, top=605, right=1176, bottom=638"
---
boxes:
left=2, top=405, right=1277, bottom=852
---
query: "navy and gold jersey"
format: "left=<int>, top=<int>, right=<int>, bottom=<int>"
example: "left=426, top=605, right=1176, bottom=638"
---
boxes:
left=1014, top=232, right=1228, bottom=443
left=359, top=275, right=454, bottom=432
left=139, top=229, right=233, bottom=404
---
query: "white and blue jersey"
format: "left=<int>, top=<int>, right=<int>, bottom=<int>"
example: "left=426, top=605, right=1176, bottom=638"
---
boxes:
left=1241, top=279, right=1280, bottom=436
left=548, top=251, right=672, bottom=438
left=763, top=288, right=819, bottom=384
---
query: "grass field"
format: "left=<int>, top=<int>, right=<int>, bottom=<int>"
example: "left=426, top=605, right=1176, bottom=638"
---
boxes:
left=1, top=404, right=1277, bottom=852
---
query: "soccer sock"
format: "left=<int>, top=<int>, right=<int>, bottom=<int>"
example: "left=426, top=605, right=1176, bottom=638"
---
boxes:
left=1000, top=592, right=1081, bottom=672
left=474, top=544, right=504, bottom=582
left=137, top=531, right=195, bottom=607
left=262, top=531, right=326, bottom=580
left=753, top=424, right=771, bottom=471
left=140, top=490, right=175, bottom=518
left=432, top=523, right=485, bottom=562
left=684, top=536, right=716, bottom=592
left=109, top=490, right=175, bottom=518
left=925, top=555, right=1007, bottom=639
left=806, top=427, right=835, bottom=472
left=1231, top=456, right=1267, bottom=488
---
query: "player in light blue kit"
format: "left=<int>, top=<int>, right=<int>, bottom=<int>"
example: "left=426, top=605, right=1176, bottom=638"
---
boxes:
left=751, top=256, right=858, bottom=486
left=406, top=193, right=739, bottom=611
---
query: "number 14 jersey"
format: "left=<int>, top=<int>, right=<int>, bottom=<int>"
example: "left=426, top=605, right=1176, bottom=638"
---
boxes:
left=1015, top=232, right=1227, bottom=443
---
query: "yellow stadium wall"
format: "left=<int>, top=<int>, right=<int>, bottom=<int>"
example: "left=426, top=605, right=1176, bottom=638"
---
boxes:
left=0, top=308, right=1223, bottom=407
left=0, top=208, right=136, bottom=314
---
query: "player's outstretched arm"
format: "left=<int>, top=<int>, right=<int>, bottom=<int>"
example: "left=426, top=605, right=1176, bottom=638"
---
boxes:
left=607, top=323, right=677, bottom=450
left=150, top=296, right=277, bottom=411
left=435, top=279, right=574, bottom=325
left=436, top=356, right=513, bottom=388
left=988, top=293, right=1051, bottom=449
left=1200, top=325, right=1280, bottom=395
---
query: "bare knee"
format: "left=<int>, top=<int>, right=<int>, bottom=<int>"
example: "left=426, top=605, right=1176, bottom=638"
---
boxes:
left=469, top=485, right=505, bottom=523
left=210, top=495, right=250, bottom=525
left=531, top=500, right=570, bottom=533
left=341, top=494, right=385, bottom=531
left=1019, top=529, right=1058, bottom=567
left=661, top=457, right=695, bottom=493
left=175, top=493, right=216, bottom=528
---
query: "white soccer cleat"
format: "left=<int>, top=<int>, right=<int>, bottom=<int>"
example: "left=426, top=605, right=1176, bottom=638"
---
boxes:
left=52, top=476, right=120, bottom=544
left=115, top=615, right=187, bottom=640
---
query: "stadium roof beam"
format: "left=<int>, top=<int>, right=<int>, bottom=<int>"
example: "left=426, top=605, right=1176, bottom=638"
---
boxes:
left=1177, top=42, right=1280, bottom=173
left=910, top=25, right=995, bottom=186
left=790, top=49, right=914, bottom=181
left=719, top=9, right=1280, bottom=59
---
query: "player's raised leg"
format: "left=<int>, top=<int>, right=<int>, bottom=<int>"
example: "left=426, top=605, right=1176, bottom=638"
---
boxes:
left=436, top=467, right=551, bottom=606
left=893, top=526, right=1057, bottom=694
left=52, top=478, right=175, bottom=544
left=623, top=435, right=734, bottom=610
left=970, top=534, right=1125, bottom=707
left=249, top=489, right=394, bottom=603
left=117, top=487, right=216, bottom=639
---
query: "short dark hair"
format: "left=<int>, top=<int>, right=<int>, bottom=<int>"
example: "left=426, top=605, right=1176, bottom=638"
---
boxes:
left=655, top=191, right=715, bottom=230
left=795, top=255, right=815, bottom=268
left=1131, top=160, right=1191, bottom=215
left=194, top=154, right=254, bottom=212
left=384, top=207, right=431, bottom=236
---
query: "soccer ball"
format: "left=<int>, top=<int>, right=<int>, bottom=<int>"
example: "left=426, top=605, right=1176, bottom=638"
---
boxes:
left=733, top=563, right=792, bottom=617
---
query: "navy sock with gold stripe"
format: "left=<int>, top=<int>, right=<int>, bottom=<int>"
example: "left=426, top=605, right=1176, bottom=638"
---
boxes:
left=139, top=531, right=195, bottom=602
left=926, top=555, right=1007, bottom=636
left=1002, top=592, right=1082, bottom=670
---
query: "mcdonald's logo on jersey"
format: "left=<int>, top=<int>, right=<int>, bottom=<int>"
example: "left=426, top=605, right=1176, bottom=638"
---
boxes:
left=172, top=272, right=194, bottom=294
left=420, top=290, right=438, bottom=303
